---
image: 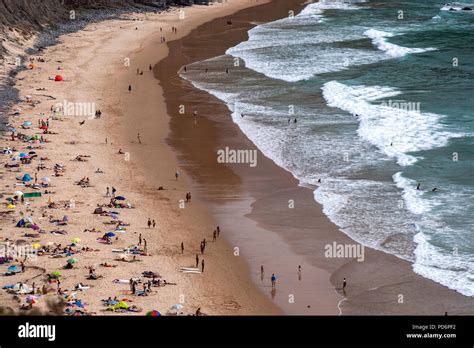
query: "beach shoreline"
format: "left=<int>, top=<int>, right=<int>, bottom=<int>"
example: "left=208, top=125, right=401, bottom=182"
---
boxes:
left=154, top=0, right=474, bottom=315
left=1, top=0, right=473, bottom=317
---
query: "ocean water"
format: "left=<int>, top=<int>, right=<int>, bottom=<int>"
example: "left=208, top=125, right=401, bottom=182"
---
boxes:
left=181, top=0, right=474, bottom=297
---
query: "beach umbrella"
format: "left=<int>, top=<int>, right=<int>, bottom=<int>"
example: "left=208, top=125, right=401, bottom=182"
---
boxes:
left=105, top=232, right=115, bottom=237
left=115, top=196, right=126, bottom=201
left=51, top=271, right=61, bottom=276
left=67, top=258, right=79, bottom=264
left=14, top=191, right=23, bottom=197
left=146, top=310, right=161, bottom=316
left=7, top=265, right=19, bottom=272
left=6, top=204, right=15, bottom=209
left=32, top=243, right=41, bottom=249
left=22, top=174, right=32, bottom=182
left=41, top=177, right=50, bottom=183
left=72, top=238, right=81, bottom=244
left=110, top=214, right=119, bottom=220
left=26, top=295, right=38, bottom=304
left=19, top=153, right=28, bottom=158
left=8, top=127, right=16, bottom=133
left=170, top=304, right=183, bottom=312
left=54, top=75, right=63, bottom=81
left=22, top=121, right=32, bottom=127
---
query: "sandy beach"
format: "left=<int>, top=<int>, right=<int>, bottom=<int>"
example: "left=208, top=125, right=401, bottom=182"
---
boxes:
left=0, top=1, right=280, bottom=316
left=1, top=0, right=473, bottom=317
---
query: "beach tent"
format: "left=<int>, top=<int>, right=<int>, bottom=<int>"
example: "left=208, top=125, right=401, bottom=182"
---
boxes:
left=22, top=174, right=32, bottom=182
left=146, top=310, right=161, bottom=316
left=54, top=75, right=63, bottom=81
left=7, top=265, right=19, bottom=273
left=170, top=304, right=183, bottom=312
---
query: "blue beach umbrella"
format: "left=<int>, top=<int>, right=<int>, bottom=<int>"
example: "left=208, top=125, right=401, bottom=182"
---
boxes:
left=115, top=196, right=126, bottom=201
left=22, top=121, right=32, bottom=127
left=22, top=174, right=32, bottom=182
left=105, top=232, right=115, bottom=237
left=7, top=265, right=19, bottom=272
left=19, top=153, right=28, bottom=158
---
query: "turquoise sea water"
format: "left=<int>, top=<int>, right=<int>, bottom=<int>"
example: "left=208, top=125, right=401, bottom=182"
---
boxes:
left=182, top=0, right=474, bottom=296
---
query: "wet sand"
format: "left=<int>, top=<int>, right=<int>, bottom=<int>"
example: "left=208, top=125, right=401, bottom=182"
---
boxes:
left=153, top=0, right=474, bottom=315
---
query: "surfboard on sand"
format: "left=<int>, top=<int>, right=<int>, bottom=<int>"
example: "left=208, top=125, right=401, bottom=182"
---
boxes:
left=180, top=267, right=199, bottom=271
left=181, top=270, right=201, bottom=274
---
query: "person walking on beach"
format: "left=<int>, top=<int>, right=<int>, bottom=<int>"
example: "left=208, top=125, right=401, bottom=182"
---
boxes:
left=147, top=218, right=152, bottom=229
left=196, top=254, right=199, bottom=268
left=152, top=220, right=156, bottom=228
left=112, top=187, right=117, bottom=198
left=213, top=230, right=217, bottom=242
left=181, top=242, right=184, bottom=254
left=175, top=171, right=179, bottom=181
left=137, top=132, right=141, bottom=144
left=200, top=241, right=204, bottom=255
left=201, top=259, right=205, bottom=273
left=149, top=64, right=152, bottom=71
left=144, top=239, right=147, bottom=253
left=261, top=265, right=264, bottom=275
left=271, top=273, right=276, bottom=288
left=343, top=277, right=347, bottom=291
left=139, top=234, right=142, bottom=246
left=128, top=85, right=132, bottom=92
left=216, top=226, right=220, bottom=237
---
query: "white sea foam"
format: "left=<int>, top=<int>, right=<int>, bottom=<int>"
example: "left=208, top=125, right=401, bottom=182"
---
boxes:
left=413, top=232, right=474, bottom=297
left=392, top=172, right=434, bottom=215
left=322, top=81, right=457, bottom=166
left=364, top=29, right=436, bottom=58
